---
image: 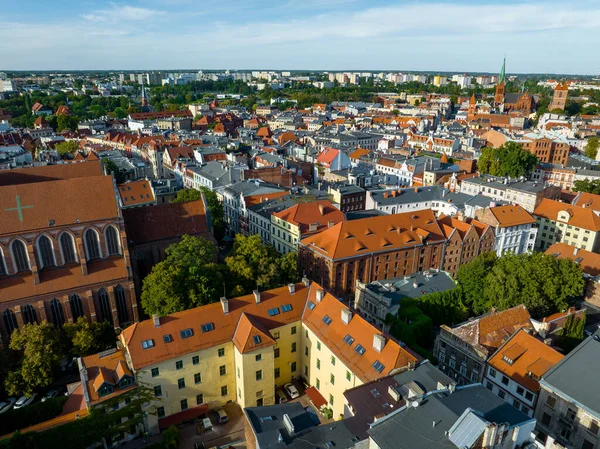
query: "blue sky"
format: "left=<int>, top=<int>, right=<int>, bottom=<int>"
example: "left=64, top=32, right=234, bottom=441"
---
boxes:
left=2, top=0, right=600, bottom=74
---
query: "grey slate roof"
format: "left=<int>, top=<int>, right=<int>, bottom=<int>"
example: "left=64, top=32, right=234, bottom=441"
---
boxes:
left=368, top=385, right=532, bottom=449
left=540, top=332, right=600, bottom=419
left=245, top=403, right=359, bottom=449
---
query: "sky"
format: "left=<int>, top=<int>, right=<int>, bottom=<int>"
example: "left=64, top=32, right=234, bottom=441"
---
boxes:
left=2, top=0, right=600, bottom=74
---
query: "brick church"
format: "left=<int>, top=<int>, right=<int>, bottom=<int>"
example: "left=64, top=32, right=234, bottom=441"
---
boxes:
left=0, top=162, right=138, bottom=344
left=494, top=57, right=537, bottom=115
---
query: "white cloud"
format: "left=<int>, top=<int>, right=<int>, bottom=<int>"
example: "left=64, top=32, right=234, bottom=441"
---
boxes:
left=1, top=1, right=599, bottom=73
left=82, top=4, right=166, bottom=23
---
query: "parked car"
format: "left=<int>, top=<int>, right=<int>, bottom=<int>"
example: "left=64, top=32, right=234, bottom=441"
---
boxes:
left=276, top=389, right=288, bottom=404
left=0, top=398, right=17, bottom=414
left=14, top=393, right=37, bottom=410
left=215, top=408, right=228, bottom=424
left=284, top=383, right=300, bottom=399
left=41, top=389, right=60, bottom=402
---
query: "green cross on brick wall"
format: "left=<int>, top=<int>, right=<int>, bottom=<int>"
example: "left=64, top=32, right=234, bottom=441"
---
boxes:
left=4, top=195, right=33, bottom=222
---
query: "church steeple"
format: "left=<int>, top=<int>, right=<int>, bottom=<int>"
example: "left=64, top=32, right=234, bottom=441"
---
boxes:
left=141, top=77, right=148, bottom=108
left=499, top=56, right=506, bottom=84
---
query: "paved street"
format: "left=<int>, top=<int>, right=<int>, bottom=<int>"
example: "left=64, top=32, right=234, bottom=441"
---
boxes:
left=178, top=402, right=245, bottom=449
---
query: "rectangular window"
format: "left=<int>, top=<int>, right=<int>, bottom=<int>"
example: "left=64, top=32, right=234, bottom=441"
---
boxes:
left=273, top=331, right=280, bottom=340
left=317, top=359, right=321, bottom=370
left=221, top=385, right=228, bottom=396
left=274, top=348, right=280, bottom=358
left=516, top=386, right=524, bottom=396
left=219, top=365, right=226, bottom=376
left=317, top=342, right=321, bottom=350
left=274, top=368, right=280, bottom=378
left=178, top=378, right=185, bottom=389
left=331, top=356, right=336, bottom=366
left=346, top=371, right=351, bottom=381
left=256, top=370, right=263, bottom=381
left=330, top=374, right=335, bottom=385
left=237, top=367, right=240, bottom=378
left=157, top=406, right=165, bottom=418
left=291, top=362, right=296, bottom=372
left=501, top=376, right=509, bottom=386
left=194, top=373, right=202, bottom=384
left=291, top=343, right=296, bottom=353
left=256, top=354, right=262, bottom=362
left=291, top=326, right=297, bottom=335
left=196, top=394, right=204, bottom=405
left=180, top=399, right=188, bottom=411
left=525, top=391, right=534, bottom=401
left=305, top=346, right=309, bottom=356
left=218, top=348, right=225, bottom=357
left=151, top=367, right=159, bottom=378
left=546, top=395, right=556, bottom=408
left=498, top=390, right=506, bottom=399
left=489, top=368, right=497, bottom=377
left=180, top=328, right=193, bottom=339
left=589, top=421, right=599, bottom=435
left=329, top=394, right=334, bottom=406
left=192, top=356, right=199, bottom=365
left=316, top=378, right=320, bottom=389
left=154, top=385, right=162, bottom=397
left=176, top=360, right=183, bottom=370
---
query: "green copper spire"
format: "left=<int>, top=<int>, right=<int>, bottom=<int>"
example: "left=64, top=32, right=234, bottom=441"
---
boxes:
left=499, top=56, right=506, bottom=83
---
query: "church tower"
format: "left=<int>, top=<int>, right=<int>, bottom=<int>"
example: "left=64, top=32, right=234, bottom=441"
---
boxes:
left=468, top=93, right=477, bottom=118
left=549, top=82, right=568, bottom=111
left=140, top=76, right=148, bottom=109
left=494, top=57, right=506, bottom=106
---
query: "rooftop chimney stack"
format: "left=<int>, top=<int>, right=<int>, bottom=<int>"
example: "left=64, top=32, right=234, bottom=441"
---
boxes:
left=341, top=308, right=352, bottom=325
left=302, top=277, right=311, bottom=287
left=288, top=283, right=296, bottom=294
left=220, top=297, right=229, bottom=314
left=253, top=290, right=261, bottom=304
left=373, top=334, right=386, bottom=352
left=152, top=314, right=161, bottom=328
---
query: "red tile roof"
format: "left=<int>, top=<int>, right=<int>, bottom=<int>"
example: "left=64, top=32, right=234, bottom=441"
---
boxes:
left=534, top=198, right=600, bottom=231
left=118, top=179, right=155, bottom=207
left=0, top=161, right=102, bottom=186
left=272, top=200, right=345, bottom=235
left=123, top=199, right=212, bottom=245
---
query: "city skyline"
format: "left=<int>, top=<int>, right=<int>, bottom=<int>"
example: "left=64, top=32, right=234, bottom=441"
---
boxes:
left=2, top=0, right=600, bottom=74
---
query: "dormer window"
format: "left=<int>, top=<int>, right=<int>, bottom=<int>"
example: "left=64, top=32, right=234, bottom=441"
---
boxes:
left=142, top=339, right=154, bottom=349
left=180, top=328, right=194, bottom=339
left=98, top=384, right=114, bottom=398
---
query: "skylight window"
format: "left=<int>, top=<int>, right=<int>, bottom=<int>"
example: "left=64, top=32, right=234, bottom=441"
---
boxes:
left=281, top=304, right=292, bottom=313
left=253, top=335, right=261, bottom=344
left=142, top=339, right=154, bottom=350
left=308, top=301, right=316, bottom=310
left=343, top=334, right=355, bottom=345
left=373, top=360, right=385, bottom=373
left=201, top=323, right=215, bottom=333
left=180, top=328, right=194, bottom=339
left=163, top=334, right=173, bottom=343
left=322, top=315, right=332, bottom=325
left=268, top=308, right=280, bottom=317
left=354, top=344, right=366, bottom=356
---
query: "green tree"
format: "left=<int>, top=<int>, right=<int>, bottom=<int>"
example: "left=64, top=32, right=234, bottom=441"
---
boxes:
left=225, top=234, right=282, bottom=292
left=456, top=252, right=498, bottom=314
left=279, top=251, right=300, bottom=285
left=478, top=142, right=538, bottom=178
left=54, top=140, right=79, bottom=156
left=417, top=286, right=468, bottom=326
left=584, top=137, right=599, bottom=160
left=557, top=313, right=586, bottom=353
left=62, top=317, right=115, bottom=357
left=5, top=323, right=65, bottom=396
left=172, top=188, right=202, bottom=203
left=113, top=107, right=127, bottom=119
left=573, top=179, right=600, bottom=195
left=56, top=114, right=79, bottom=132
left=141, top=235, right=224, bottom=316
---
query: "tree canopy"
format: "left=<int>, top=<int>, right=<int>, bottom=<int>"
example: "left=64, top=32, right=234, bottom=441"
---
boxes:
left=5, top=323, right=64, bottom=396
left=54, top=140, right=79, bottom=156
left=557, top=313, right=586, bottom=353
left=477, top=142, right=538, bottom=178
left=584, top=137, right=599, bottom=160
left=456, top=252, right=584, bottom=318
left=141, top=235, right=224, bottom=316
left=573, top=179, right=600, bottom=195
left=62, top=317, right=115, bottom=357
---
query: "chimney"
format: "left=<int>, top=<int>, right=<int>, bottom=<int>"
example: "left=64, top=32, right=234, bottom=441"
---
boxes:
left=414, top=187, right=418, bottom=193
left=253, top=290, right=261, bottom=304
left=448, top=383, right=456, bottom=394
left=341, top=308, right=352, bottom=324
left=302, top=277, right=311, bottom=287
left=152, top=314, right=161, bottom=328
left=220, top=297, right=229, bottom=314
left=383, top=192, right=388, bottom=199
left=573, top=247, right=579, bottom=256
left=328, top=220, right=335, bottom=228
left=373, top=334, right=386, bottom=352
left=316, top=289, right=324, bottom=303
left=288, top=283, right=296, bottom=294
left=391, top=190, right=397, bottom=197
left=413, top=281, right=419, bottom=288
left=319, top=203, right=324, bottom=215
